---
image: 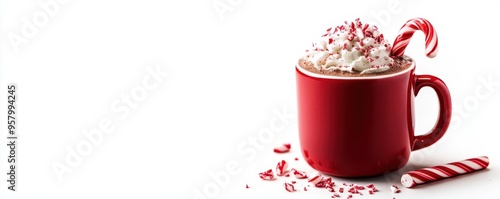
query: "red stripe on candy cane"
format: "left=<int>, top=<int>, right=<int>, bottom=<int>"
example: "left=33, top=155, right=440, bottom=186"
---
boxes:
left=406, top=171, right=429, bottom=182
left=391, top=18, right=438, bottom=58
left=422, top=168, right=449, bottom=178
left=470, top=157, right=489, bottom=168
left=401, top=156, right=489, bottom=188
left=414, top=169, right=441, bottom=180
left=461, top=158, right=487, bottom=170
left=432, top=165, right=461, bottom=177
left=450, top=162, right=475, bottom=172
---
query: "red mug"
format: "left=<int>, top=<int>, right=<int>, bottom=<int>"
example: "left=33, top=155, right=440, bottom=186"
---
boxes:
left=296, top=57, right=452, bottom=177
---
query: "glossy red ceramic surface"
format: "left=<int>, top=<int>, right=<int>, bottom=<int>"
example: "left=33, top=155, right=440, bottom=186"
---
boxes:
left=296, top=62, right=451, bottom=177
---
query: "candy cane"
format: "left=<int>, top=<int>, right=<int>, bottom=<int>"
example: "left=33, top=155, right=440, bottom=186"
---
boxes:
left=401, top=156, right=489, bottom=188
left=391, top=18, right=438, bottom=58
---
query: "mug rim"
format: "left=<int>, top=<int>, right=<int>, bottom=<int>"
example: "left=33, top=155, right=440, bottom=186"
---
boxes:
left=296, top=55, right=415, bottom=80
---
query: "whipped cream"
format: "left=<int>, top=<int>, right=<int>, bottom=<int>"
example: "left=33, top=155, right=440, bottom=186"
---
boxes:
left=302, top=19, right=394, bottom=74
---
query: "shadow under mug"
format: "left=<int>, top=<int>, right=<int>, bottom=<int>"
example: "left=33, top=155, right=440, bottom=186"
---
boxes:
left=296, top=57, right=452, bottom=178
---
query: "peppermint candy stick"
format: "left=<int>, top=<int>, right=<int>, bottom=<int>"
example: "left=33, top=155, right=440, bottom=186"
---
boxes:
left=391, top=18, right=438, bottom=58
left=401, top=156, right=489, bottom=188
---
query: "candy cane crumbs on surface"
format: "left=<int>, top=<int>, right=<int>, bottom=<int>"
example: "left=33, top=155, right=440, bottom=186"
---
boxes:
left=366, top=184, right=378, bottom=192
left=245, top=184, right=249, bottom=189
left=315, top=177, right=334, bottom=188
left=401, top=156, right=489, bottom=188
left=284, top=182, right=296, bottom=192
left=325, top=180, right=335, bottom=188
left=307, top=171, right=323, bottom=185
left=348, top=187, right=360, bottom=194
left=390, top=185, right=401, bottom=193
left=276, top=160, right=289, bottom=176
left=347, top=187, right=358, bottom=194
left=390, top=18, right=438, bottom=58
left=354, top=185, right=365, bottom=190
left=315, top=181, right=327, bottom=188
left=258, top=169, right=274, bottom=180
left=254, top=160, right=391, bottom=196
left=291, top=168, right=308, bottom=179
left=273, top=143, right=291, bottom=153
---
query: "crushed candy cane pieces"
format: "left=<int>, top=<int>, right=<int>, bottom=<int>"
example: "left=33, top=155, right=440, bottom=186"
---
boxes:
left=258, top=169, right=274, bottom=180
left=284, top=182, right=296, bottom=192
left=273, top=143, right=291, bottom=153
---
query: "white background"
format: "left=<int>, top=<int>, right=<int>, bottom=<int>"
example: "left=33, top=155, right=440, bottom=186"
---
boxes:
left=1, top=0, right=499, bottom=198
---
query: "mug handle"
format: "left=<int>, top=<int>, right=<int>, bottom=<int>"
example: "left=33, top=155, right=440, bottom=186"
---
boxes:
left=412, top=75, right=452, bottom=151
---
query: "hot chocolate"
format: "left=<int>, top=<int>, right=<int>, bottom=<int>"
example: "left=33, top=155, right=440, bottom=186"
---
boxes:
left=299, top=56, right=412, bottom=77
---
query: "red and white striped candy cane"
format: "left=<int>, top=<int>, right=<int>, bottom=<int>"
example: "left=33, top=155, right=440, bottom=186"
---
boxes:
left=391, top=18, right=438, bottom=58
left=401, top=156, right=489, bottom=188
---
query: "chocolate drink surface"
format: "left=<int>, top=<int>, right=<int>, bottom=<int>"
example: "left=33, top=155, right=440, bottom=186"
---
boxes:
left=299, top=56, right=412, bottom=77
